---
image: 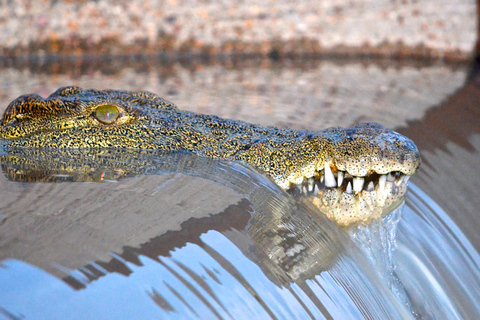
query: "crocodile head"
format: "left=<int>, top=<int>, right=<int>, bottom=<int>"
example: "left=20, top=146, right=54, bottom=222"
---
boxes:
left=0, top=86, right=420, bottom=226
left=281, top=123, right=420, bottom=226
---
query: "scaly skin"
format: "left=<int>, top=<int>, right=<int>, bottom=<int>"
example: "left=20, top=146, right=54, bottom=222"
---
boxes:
left=0, top=86, right=421, bottom=225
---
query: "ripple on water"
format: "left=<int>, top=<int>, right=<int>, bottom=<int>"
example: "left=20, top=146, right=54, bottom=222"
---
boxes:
left=395, top=184, right=480, bottom=319
left=0, top=153, right=479, bottom=319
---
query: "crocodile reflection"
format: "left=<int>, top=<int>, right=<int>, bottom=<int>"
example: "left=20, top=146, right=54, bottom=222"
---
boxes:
left=0, top=150, right=349, bottom=287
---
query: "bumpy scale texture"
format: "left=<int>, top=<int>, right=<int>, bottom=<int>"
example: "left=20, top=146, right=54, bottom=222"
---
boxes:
left=0, top=86, right=420, bottom=190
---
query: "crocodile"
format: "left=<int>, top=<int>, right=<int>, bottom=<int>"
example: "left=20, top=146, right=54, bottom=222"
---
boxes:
left=0, top=86, right=420, bottom=226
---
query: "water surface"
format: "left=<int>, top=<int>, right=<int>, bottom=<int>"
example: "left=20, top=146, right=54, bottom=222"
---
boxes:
left=0, top=58, right=479, bottom=319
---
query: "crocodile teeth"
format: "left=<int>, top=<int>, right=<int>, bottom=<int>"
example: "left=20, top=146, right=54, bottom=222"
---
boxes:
left=346, top=181, right=353, bottom=194
left=324, top=162, right=337, bottom=187
left=367, top=181, right=374, bottom=191
left=379, top=174, right=387, bottom=192
left=396, top=174, right=405, bottom=185
left=337, top=171, right=344, bottom=186
left=307, top=178, right=315, bottom=193
left=387, top=173, right=395, bottom=182
left=353, top=177, right=364, bottom=194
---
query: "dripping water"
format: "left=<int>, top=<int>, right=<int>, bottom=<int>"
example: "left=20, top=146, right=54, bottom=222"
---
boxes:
left=348, top=204, right=410, bottom=309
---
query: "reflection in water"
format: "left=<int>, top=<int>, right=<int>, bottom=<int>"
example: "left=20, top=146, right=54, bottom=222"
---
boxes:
left=0, top=151, right=479, bottom=318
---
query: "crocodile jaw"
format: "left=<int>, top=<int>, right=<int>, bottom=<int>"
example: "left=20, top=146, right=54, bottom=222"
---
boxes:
left=276, top=123, right=420, bottom=227
left=315, top=174, right=408, bottom=226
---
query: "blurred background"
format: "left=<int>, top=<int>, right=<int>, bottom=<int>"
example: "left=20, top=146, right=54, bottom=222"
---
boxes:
left=0, top=0, right=475, bottom=60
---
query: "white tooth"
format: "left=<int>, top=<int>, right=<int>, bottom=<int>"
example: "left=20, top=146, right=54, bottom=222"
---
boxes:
left=321, top=174, right=324, bottom=183
left=387, top=173, right=395, bottom=182
left=404, top=176, right=411, bottom=184
left=346, top=182, right=353, bottom=194
left=337, top=171, right=344, bottom=186
left=367, top=181, right=374, bottom=191
left=379, top=174, right=387, bottom=192
left=307, top=178, right=314, bottom=192
left=353, top=177, right=364, bottom=194
left=397, top=174, right=405, bottom=185
left=308, top=181, right=314, bottom=192
left=324, top=162, right=337, bottom=187
left=306, top=185, right=311, bottom=193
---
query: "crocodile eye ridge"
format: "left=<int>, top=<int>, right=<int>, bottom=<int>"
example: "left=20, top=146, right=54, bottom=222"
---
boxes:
left=94, top=104, right=120, bottom=124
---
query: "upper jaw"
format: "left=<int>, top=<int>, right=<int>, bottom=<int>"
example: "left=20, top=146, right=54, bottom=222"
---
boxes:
left=275, top=123, right=420, bottom=189
left=324, top=123, right=420, bottom=177
left=289, top=161, right=413, bottom=227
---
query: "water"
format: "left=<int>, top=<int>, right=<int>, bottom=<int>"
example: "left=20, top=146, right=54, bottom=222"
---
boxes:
left=0, top=58, right=479, bottom=319
left=0, top=150, right=479, bottom=319
left=397, top=185, right=480, bottom=319
left=349, top=183, right=480, bottom=319
left=348, top=206, right=408, bottom=306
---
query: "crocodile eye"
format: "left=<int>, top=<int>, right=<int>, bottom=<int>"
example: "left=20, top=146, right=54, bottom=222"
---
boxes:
left=95, top=104, right=119, bottom=124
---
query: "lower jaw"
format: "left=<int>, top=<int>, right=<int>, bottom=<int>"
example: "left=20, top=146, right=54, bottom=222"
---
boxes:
left=292, top=179, right=408, bottom=227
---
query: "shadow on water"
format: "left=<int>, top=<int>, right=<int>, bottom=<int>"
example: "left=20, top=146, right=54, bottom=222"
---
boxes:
left=0, top=58, right=480, bottom=319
